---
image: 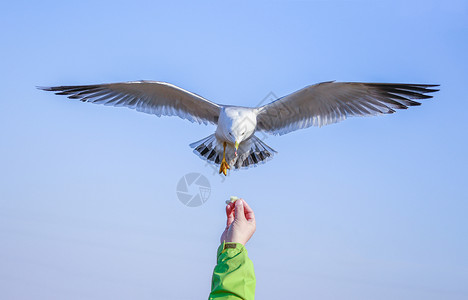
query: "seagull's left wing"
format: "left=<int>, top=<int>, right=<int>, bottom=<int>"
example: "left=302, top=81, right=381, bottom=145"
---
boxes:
left=256, top=81, right=439, bottom=135
left=38, top=81, right=221, bottom=125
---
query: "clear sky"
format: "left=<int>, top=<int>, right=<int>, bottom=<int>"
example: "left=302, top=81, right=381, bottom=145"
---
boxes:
left=1, top=1, right=467, bottom=299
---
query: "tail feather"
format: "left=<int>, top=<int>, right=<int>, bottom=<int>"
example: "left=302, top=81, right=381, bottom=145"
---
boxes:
left=190, top=134, right=277, bottom=170
left=189, top=134, right=221, bottom=164
left=233, top=135, right=277, bottom=169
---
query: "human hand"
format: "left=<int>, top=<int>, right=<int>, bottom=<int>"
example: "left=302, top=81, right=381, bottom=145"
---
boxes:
left=220, top=198, right=256, bottom=246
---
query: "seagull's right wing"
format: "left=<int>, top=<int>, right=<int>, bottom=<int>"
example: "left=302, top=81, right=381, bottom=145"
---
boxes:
left=38, top=81, right=221, bottom=125
left=256, top=81, right=439, bottom=135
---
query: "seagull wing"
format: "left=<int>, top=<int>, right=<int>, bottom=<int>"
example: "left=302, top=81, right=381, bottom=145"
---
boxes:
left=38, top=81, right=221, bottom=125
left=256, top=81, right=439, bottom=135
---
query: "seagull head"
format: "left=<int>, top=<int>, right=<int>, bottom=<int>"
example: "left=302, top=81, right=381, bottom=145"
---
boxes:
left=223, top=108, right=257, bottom=157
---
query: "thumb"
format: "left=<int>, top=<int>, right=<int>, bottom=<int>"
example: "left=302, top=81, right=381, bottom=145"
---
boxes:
left=234, top=199, right=246, bottom=221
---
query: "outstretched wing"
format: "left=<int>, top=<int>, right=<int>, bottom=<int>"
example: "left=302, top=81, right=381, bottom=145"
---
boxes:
left=256, top=81, right=439, bottom=135
left=38, top=81, right=221, bottom=125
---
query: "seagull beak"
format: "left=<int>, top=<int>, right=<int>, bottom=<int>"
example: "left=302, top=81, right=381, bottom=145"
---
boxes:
left=234, top=141, right=239, bottom=156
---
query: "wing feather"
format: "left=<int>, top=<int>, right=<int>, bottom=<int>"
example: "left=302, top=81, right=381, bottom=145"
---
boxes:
left=38, top=80, right=221, bottom=125
left=256, top=81, right=439, bottom=135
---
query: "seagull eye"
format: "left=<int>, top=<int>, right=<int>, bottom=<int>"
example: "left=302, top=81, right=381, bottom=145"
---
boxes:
left=241, top=132, right=245, bottom=135
left=229, top=132, right=233, bottom=136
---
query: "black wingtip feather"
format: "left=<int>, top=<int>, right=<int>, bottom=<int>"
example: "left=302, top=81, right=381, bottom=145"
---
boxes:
left=36, top=86, right=51, bottom=91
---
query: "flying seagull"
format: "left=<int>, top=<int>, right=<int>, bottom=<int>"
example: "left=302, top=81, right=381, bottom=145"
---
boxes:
left=38, top=81, right=439, bottom=175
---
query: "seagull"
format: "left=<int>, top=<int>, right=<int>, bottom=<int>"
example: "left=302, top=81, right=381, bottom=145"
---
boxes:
left=38, top=80, right=438, bottom=175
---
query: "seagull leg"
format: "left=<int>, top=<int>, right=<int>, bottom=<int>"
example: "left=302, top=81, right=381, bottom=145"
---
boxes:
left=219, top=142, right=230, bottom=176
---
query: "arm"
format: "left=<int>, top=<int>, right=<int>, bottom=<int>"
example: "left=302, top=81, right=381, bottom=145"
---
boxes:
left=209, top=199, right=257, bottom=300
left=209, top=242, right=255, bottom=299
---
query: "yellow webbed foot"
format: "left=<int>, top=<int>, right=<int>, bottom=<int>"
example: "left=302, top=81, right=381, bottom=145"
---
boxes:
left=219, top=158, right=230, bottom=176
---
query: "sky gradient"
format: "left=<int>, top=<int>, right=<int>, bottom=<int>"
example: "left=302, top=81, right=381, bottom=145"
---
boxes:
left=1, top=1, right=467, bottom=299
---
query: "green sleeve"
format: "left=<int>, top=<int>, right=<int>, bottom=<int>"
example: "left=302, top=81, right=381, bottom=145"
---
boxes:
left=208, top=242, right=256, bottom=300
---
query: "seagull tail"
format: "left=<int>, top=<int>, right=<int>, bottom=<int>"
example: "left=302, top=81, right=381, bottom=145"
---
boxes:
left=232, top=135, right=277, bottom=169
left=190, top=134, right=223, bottom=165
left=190, top=134, right=277, bottom=170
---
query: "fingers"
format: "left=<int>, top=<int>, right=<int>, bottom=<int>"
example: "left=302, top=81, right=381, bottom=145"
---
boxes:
left=234, top=199, right=246, bottom=221
left=225, top=202, right=235, bottom=227
left=242, top=199, right=255, bottom=222
left=225, top=201, right=234, bottom=215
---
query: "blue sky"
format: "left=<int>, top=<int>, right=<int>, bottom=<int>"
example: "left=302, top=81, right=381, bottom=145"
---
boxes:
left=1, top=1, right=467, bottom=299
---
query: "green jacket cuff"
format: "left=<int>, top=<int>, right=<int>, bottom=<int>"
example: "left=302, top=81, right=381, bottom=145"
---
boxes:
left=217, top=242, right=246, bottom=258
